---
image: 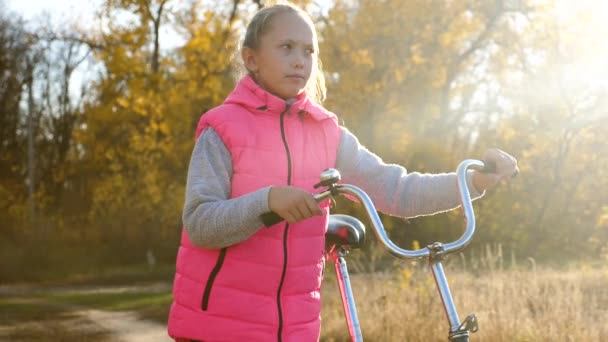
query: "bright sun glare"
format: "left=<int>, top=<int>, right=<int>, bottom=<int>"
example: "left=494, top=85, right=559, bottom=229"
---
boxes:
left=553, top=0, right=608, bottom=88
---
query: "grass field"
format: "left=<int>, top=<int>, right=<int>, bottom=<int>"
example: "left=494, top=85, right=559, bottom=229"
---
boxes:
left=2, top=264, right=608, bottom=341
left=321, top=264, right=608, bottom=341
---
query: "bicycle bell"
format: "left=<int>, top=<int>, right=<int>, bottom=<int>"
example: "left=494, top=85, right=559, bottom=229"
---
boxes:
left=314, top=168, right=341, bottom=188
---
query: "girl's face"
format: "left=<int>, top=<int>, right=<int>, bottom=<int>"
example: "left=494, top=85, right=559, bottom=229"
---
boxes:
left=243, top=12, right=316, bottom=100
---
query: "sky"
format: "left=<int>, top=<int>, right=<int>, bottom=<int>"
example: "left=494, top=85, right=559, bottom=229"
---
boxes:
left=7, top=0, right=100, bottom=23
left=6, top=0, right=607, bottom=98
left=5, top=0, right=106, bottom=102
left=6, top=0, right=192, bottom=51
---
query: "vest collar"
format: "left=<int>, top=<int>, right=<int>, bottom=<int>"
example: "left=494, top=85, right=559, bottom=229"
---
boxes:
left=225, top=75, right=336, bottom=122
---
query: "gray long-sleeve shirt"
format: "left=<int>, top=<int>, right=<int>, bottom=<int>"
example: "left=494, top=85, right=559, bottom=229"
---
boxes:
left=183, top=126, right=481, bottom=249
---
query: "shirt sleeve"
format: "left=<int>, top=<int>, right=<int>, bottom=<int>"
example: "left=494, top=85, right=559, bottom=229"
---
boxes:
left=335, top=126, right=482, bottom=218
left=182, top=127, right=271, bottom=249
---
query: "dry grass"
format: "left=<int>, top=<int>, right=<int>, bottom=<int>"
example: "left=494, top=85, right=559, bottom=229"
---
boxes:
left=320, top=263, right=608, bottom=341
left=4, top=257, right=608, bottom=341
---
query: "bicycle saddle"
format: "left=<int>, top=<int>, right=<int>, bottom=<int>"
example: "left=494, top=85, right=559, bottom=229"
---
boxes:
left=326, top=214, right=366, bottom=249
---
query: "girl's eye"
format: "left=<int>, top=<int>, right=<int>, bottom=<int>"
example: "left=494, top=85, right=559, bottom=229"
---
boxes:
left=282, top=44, right=292, bottom=50
left=306, top=48, right=315, bottom=54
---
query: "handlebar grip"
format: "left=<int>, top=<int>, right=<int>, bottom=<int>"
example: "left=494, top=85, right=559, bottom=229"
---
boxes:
left=260, top=211, right=284, bottom=227
left=479, top=160, right=496, bottom=174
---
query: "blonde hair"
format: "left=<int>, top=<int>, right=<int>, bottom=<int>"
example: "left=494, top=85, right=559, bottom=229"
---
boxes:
left=240, top=1, right=326, bottom=104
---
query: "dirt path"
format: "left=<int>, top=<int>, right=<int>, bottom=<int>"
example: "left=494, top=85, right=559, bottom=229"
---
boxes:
left=0, top=283, right=174, bottom=342
left=73, top=309, right=172, bottom=342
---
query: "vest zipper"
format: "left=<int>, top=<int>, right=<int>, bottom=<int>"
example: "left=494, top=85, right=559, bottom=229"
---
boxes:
left=201, top=247, right=227, bottom=311
left=276, top=103, right=292, bottom=342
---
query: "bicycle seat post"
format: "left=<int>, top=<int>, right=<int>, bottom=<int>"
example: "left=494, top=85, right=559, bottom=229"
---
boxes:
left=327, top=246, right=363, bottom=342
left=326, top=213, right=366, bottom=342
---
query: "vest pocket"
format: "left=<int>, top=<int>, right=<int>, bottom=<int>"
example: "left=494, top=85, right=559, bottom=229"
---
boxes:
left=201, top=247, right=227, bottom=311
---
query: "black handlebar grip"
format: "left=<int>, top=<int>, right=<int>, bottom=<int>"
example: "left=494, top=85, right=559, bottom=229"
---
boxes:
left=480, top=160, right=519, bottom=177
left=260, top=211, right=284, bottom=227
left=480, top=160, right=496, bottom=174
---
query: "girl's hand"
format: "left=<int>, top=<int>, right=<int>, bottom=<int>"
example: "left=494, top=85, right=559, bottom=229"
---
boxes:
left=472, top=148, right=519, bottom=193
left=268, top=186, right=324, bottom=224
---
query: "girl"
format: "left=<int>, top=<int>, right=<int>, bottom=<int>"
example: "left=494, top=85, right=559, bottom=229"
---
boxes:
left=167, top=2, right=519, bottom=342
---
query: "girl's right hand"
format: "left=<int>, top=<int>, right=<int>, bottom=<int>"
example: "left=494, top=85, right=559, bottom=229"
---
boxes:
left=268, top=186, right=324, bottom=224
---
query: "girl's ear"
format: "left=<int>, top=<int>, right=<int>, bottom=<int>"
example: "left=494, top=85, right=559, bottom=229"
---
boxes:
left=241, top=47, right=258, bottom=74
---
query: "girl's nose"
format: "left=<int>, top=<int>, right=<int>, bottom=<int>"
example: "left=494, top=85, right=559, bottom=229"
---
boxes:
left=292, top=54, right=305, bottom=69
left=292, top=59, right=303, bottom=69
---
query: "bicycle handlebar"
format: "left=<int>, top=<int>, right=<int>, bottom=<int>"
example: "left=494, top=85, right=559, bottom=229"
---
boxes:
left=262, top=159, right=491, bottom=259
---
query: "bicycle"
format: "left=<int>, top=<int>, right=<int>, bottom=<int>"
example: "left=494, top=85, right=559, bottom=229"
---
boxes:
left=264, top=159, right=491, bottom=341
left=321, top=159, right=488, bottom=342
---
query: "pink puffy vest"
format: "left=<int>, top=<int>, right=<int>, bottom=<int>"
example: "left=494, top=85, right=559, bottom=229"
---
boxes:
left=167, top=76, right=341, bottom=341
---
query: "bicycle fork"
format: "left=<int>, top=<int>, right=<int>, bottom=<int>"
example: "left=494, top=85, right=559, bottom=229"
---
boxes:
left=428, top=242, right=478, bottom=342
left=327, top=245, right=364, bottom=342
left=330, top=242, right=478, bottom=342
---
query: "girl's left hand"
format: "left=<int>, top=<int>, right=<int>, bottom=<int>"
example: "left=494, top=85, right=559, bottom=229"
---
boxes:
left=472, top=148, right=519, bottom=193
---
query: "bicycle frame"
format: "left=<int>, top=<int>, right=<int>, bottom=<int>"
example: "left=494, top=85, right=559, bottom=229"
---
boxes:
left=320, top=160, right=485, bottom=342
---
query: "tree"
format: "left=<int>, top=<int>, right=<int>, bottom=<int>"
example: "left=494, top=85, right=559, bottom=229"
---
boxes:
left=0, top=6, right=31, bottom=232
